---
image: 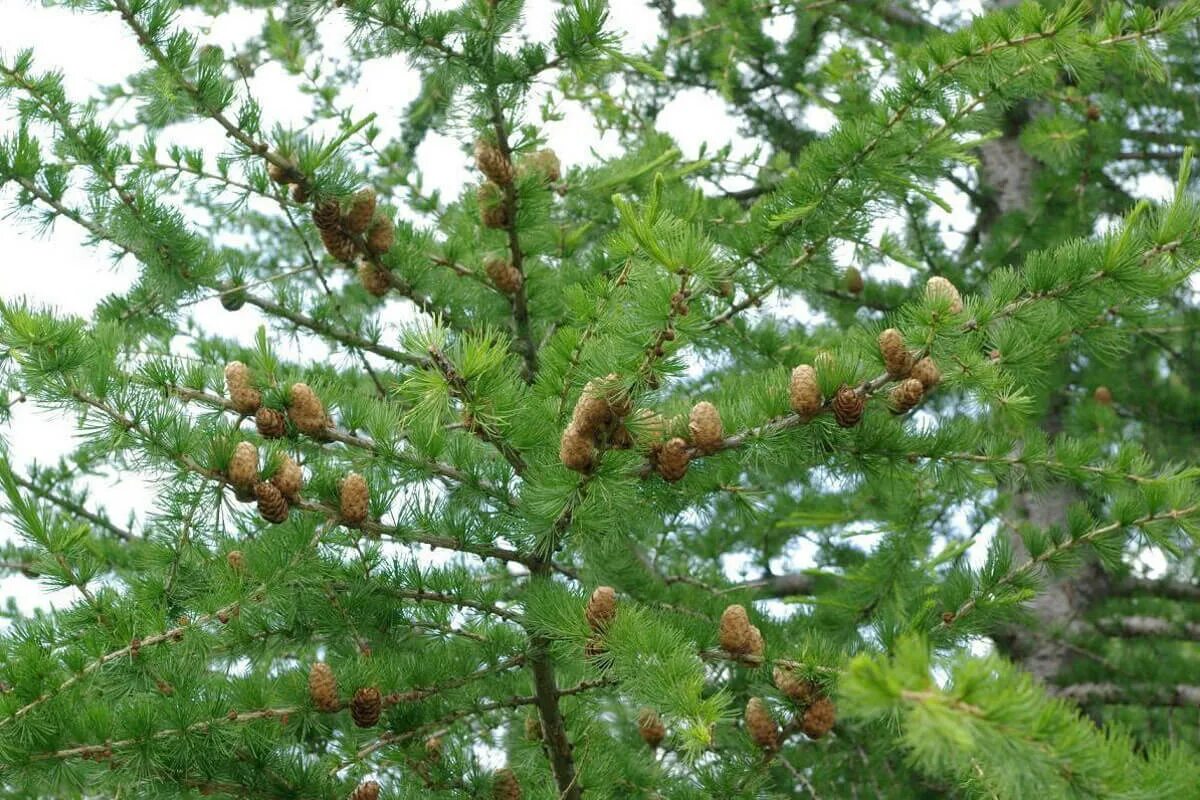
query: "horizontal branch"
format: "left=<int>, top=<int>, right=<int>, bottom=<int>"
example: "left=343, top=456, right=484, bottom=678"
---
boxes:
left=1054, top=682, right=1200, bottom=708
left=1109, top=576, right=1200, bottom=603
left=1091, top=615, right=1200, bottom=643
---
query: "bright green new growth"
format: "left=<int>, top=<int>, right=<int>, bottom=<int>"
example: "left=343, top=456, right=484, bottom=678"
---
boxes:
left=2, top=0, right=1200, bottom=798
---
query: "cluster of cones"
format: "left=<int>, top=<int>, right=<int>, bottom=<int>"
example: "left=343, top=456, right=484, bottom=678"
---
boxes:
left=584, top=589, right=835, bottom=755
left=224, top=361, right=330, bottom=439
left=310, top=188, right=396, bottom=297
left=559, top=376, right=728, bottom=484
left=719, top=603, right=838, bottom=753
left=788, top=277, right=958, bottom=427
left=223, top=362, right=370, bottom=526
left=308, top=663, right=381, bottom=727
left=474, top=139, right=561, bottom=230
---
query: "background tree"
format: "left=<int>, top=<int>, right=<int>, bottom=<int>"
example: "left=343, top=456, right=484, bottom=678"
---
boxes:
left=3, top=0, right=1200, bottom=798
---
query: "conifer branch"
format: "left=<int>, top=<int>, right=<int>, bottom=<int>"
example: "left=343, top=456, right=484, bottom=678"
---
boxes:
left=1091, top=615, right=1200, bottom=643
left=947, top=504, right=1200, bottom=627
left=1109, top=576, right=1200, bottom=602
left=1053, top=682, right=1200, bottom=708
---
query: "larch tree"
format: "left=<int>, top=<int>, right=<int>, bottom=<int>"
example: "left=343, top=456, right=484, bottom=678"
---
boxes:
left=3, top=0, right=1200, bottom=797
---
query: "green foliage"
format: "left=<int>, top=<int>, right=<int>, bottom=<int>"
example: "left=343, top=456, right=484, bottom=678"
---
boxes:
left=3, top=0, right=1200, bottom=798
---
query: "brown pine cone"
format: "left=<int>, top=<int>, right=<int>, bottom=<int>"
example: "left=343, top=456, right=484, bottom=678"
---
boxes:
left=789, top=364, right=822, bottom=420
left=357, top=261, right=391, bottom=297
left=637, top=707, right=666, bottom=749
left=773, top=666, right=818, bottom=705
left=478, top=182, right=509, bottom=228
left=831, top=385, right=865, bottom=428
left=571, top=381, right=613, bottom=437
left=517, top=148, right=561, bottom=184
left=719, top=604, right=756, bottom=656
left=255, top=407, right=286, bottom=439
left=800, top=696, right=836, bottom=739
left=344, top=189, right=377, bottom=234
left=254, top=481, right=289, bottom=524
left=225, top=361, right=262, bottom=415
left=584, top=634, right=607, bottom=659
left=350, top=686, right=382, bottom=728
left=559, top=424, right=594, bottom=472
left=475, top=139, right=513, bottom=185
left=600, top=373, right=632, bottom=418
left=656, top=437, right=690, bottom=482
left=348, top=781, right=379, bottom=800
left=339, top=472, right=370, bottom=525
left=226, top=550, right=245, bottom=573
left=845, top=266, right=864, bottom=295
left=1094, top=386, right=1113, bottom=405
left=878, top=328, right=913, bottom=379
left=585, top=586, right=617, bottom=632
left=484, top=257, right=523, bottom=294
left=688, top=401, right=724, bottom=454
left=747, top=624, right=764, bottom=658
left=271, top=454, right=304, bottom=501
left=424, top=736, right=443, bottom=762
left=493, top=767, right=521, bottom=800
left=228, top=441, right=259, bottom=488
left=288, top=382, right=329, bottom=436
left=365, top=215, right=394, bottom=255
left=745, top=697, right=779, bottom=752
left=267, top=160, right=297, bottom=185
left=312, top=199, right=341, bottom=231
left=889, top=378, right=925, bottom=414
left=910, top=357, right=941, bottom=389
left=314, top=201, right=356, bottom=261
left=925, top=276, right=964, bottom=314
left=292, top=183, right=309, bottom=203
left=308, top=663, right=340, bottom=712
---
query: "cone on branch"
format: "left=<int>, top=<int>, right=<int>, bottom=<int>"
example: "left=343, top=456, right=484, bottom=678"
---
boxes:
left=586, top=586, right=617, bottom=632
left=308, top=663, right=340, bottom=712
left=493, top=767, right=522, bottom=800
left=339, top=472, right=370, bottom=525
left=254, top=481, right=289, bottom=524
left=656, top=437, right=690, bottom=482
left=350, top=686, right=382, bottom=727
left=224, top=361, right=262, bottom=415
left=638, top=707, right=666, bottom=749
left=1094, top=386, right=1113, bottom=405
left=773, top=666, right=818, bottom=705
left=789, top=365, right=822, bottom=420
left=831, top=385, right=865, bottom=428
left=344, top=189, right=377, bottom=234
left=517, top=148, right=561, bottom=184
left=357, top=261, right=391, bottom=297
left=485, top=257, right=523, bottom=294
left=688, top=401, right=724, bottom=454
left=745, top=697, right=779, bottom=752
left=845, top=266, right=864, bottom=294
left=571, top=381, right=613, bottom=437
left=365, top=215, right=395, bottom=255
left=271, top=454, right=303, bottom=501
left=228, top=441, right=259, bottom=488
left=800, top=696, right=836, bottom=739
left=878, top=328, right=913, bottom=379
left=348, top=781, right=379, bottom=800
left=475, top=139, right=514, bottom=185
left=267, top=159, right=298, bottom=185
left=719, top=604, right=762, bottom=657
left=559, top=424, right=594, bottom=472
left=424, top=735, right=442, bottom=762
left=255, top=407, right=286, bottom=439
left=478, top=181, right=509, bottom=228
left=287, top=383, right=329, bottom=436
left=314, top=201, right=356, bottom=261
left=889, top=378, right=925, bottom=414
left=925, top=276, right=964, bottom=314
left=910, top=357, right=941, bottom=389
left=226, top=550, right=245, bottom=573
